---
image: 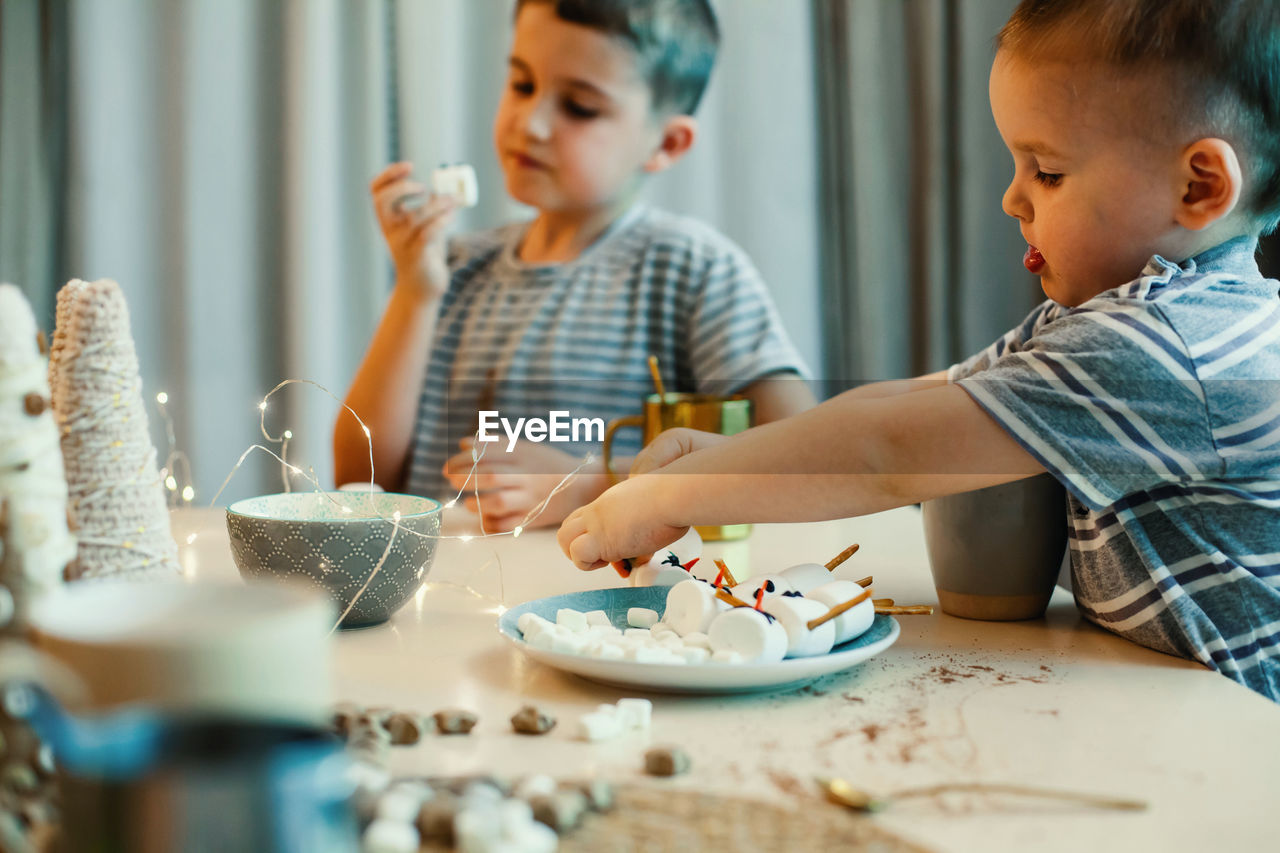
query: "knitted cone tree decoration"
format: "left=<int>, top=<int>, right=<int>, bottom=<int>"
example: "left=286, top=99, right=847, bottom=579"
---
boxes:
left=49, top=279, right=179, bottom=580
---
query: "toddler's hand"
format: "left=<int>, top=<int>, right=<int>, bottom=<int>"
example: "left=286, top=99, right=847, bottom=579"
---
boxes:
left=630, top=428, right=729, bottom=476
left=557, top=476, right=686, bottom=571
left=370, top=162, right=456, bottom=301
left=443, top=440, right=607, bottom=533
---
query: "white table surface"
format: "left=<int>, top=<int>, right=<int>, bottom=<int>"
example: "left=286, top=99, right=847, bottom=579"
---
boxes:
left=172, top=505, right=1280, bottom=853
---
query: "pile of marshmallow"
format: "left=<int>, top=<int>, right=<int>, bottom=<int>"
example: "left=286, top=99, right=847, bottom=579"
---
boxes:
left=520, top=539, right=874, bottom=666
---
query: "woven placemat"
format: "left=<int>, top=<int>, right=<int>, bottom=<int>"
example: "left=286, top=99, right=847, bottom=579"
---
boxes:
left=419, top=785, right=930, bottom=853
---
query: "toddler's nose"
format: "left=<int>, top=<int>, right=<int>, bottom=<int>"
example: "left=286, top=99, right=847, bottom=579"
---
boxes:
left=1002, top=180, right=1031, bottom=222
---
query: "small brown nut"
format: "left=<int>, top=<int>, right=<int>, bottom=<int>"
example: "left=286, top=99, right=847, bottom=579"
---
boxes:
left=529, top=789, right=587, bottom=834
left=36, top=329, right=48, bottom=356
left=510, top=705, right=556, bottom=735
left=22, top=394, right=47, bottom=417
left=358, top=707, right=393, bottom=731
left=332, top=703, right=360, bottom=738
left=643, top=745, right=691, bottom=777
left=416, top=794, right=460, bottom=844
left=567, top=778, right=615, bottom=812
left=386, top=712, right=423, bottom=746
left=432, top=709, right=477, bottom=735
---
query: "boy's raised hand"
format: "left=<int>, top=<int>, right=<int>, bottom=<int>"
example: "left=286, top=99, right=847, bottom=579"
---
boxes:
left=370, top=162, right=457, bottom=300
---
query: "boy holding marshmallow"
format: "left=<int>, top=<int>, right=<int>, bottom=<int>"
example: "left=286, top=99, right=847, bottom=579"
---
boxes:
left=560, top=0, right=1280, bottom=700
left=335, top=0, right=813, bottom=530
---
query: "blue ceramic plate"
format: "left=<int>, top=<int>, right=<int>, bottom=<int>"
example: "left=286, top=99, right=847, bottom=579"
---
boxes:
left=499, top=587, right=899, bottom=694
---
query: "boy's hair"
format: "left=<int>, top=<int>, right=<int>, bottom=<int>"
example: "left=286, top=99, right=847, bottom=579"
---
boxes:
left=514, top=0, right=719, bottom=116
left=999, top=0, right=1280, bottom=234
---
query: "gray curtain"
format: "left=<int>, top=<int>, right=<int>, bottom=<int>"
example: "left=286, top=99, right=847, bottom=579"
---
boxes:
left=0, top=0, right=68, bottom=325
left=814, top=0, right=1036, bottom=384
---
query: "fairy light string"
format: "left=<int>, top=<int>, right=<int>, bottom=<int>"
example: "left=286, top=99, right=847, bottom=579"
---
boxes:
left=189, top=377, right=594, bottom=622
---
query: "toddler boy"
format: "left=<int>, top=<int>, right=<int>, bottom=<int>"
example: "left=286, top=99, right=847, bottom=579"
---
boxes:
left=560, top=0, right=1280, bottom=700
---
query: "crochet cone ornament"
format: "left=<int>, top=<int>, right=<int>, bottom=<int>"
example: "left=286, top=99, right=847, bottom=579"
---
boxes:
left=49, top=279, right=180, bottom=580
left=0, top=283, right=77, bottom=597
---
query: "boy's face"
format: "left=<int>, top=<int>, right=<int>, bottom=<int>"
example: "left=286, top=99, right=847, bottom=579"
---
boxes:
left=494, top=3, right=667, bottom=214
left=989, top=51, right=1186, bottom=307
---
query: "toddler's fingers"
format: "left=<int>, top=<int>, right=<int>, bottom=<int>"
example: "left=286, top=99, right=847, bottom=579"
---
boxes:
left=370, top=162, right=413, bottom=195
left=567, top=533, right=607, bottom=572
left=373, top=180, right=428, bottom=221
left=557, top=511, right=585, bottom=560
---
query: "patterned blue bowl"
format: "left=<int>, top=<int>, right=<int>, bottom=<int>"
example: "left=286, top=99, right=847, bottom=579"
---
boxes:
left=226, top=492, right=441, bottom=629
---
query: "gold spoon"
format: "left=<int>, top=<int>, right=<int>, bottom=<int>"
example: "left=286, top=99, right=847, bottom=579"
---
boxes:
left=818, top=776, right=1147, bottom=813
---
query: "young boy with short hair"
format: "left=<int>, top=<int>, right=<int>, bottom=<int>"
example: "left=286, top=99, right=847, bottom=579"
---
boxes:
left=559, top=0, right=1280, bottom=700
left=335, top=0, right=813, bottom=531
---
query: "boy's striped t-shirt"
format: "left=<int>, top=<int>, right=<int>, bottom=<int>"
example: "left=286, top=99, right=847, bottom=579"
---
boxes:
left=404, top=204, right=808, bottom=499
left=949, top=237, right=1280, bottom=700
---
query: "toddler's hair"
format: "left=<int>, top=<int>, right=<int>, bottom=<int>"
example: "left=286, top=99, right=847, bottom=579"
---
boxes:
left=514, top=0, right=719, bottom=116
left=999, top=0, right=1280, bottom=233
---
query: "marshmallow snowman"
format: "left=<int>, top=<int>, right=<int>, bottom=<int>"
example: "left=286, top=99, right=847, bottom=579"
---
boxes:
left=809, top=580, right=875, bottom=644
left=663, top=578, right=732, bottom=636
left=730, top=574, right=794, bottom=603
left=706, top=606, right=787, bottom=664
left=778, top=562, right=833, bottom=594
left=765, top=593, right=836, bottom=657
left=629, top=526, right=702, bottom=587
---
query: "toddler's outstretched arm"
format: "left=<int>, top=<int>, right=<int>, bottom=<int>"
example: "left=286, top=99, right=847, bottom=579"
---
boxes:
left=557, top=379, right=1045, bottom=571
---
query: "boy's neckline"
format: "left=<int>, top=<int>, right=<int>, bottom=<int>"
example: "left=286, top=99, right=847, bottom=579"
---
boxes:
left=503, top=204, right=648, bottom=273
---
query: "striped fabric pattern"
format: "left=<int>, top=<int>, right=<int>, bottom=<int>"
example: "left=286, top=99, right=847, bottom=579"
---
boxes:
left=405, top=205, right=808, bottom=499
left=949, top=237, right=1280, bottom=700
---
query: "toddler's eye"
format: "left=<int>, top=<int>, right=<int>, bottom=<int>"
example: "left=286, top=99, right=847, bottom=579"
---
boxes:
left=1033, top=170, right=1062, bottom=187
left=510, top=80, right=534, bottom=96
left=563, top=99, right=600, bottom=120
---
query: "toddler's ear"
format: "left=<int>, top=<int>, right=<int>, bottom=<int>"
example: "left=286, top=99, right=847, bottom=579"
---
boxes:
left=1175, top=138, right=1243, bottom=231
left=643, top=115, right=697, bottom=174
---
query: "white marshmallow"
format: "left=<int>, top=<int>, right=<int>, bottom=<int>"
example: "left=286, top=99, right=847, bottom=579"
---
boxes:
left=616, top=698, right=652, bottom=730
left=707, top=607, right=788, bottom=664
left=778, top=562, right=834, bottom=594
left=516, top=612, right=550, bottom=636
left=679, top=646, right=711, bottom=664
left=623, top=627, right=654, bottom=642
left=556, top=608, right=588, bottom=633
left=709, top=649, right=745, bottom=664
left=809, top=580, right=875, bottom=644
left=576, top=710, right=624, bottom=741
left=629, top=562, right=691, bottom=587
left=681, top=632, right=712, bottom=649
left=514, top=774, right=557, bottom=800
left=363, top=819, right=420, bottom=853
left=766, top=594, right=836, bottom=658
left=430, top=163, right=479, bottom=207
left=549, top=633, right=587, bottom=656
left=584, top=609, right=612, bottom=627
left=663, top=579, right=731, bottom=636
left=376, top=789, right=424, bottom=822
left=627, top=607, right=660, bottom=628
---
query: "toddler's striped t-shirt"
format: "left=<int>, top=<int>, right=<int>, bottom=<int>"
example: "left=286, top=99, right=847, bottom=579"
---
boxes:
left=950, top=237, right=1280, bottom=700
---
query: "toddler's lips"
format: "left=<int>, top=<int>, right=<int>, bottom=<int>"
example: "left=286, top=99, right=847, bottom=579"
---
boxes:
left=1023, top=245, right=1046, bottom=273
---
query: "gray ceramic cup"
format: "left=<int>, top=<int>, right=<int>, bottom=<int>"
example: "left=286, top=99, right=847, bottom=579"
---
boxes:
left=922, top=474, right=1068, bottom=621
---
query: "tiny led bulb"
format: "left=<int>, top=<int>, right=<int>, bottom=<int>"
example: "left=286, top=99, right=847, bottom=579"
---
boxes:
left=459, top=534, right=474, bottom=543
left=513, top=526, right=524, bottom=538
left=165, top=476, right=178, bottom=491
left=283, top=429, right=293, bottom=440
left=156, top=391, right=169, bottom=405
left=181, top=486, right=194, bottom=502
left=258, top=401, right=268, bottom=411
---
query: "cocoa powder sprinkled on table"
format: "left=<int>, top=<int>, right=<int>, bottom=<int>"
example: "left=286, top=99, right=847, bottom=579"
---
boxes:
left=765, top=768, right=808, bottom=799
left=860, top=724, right=883, bottom=743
